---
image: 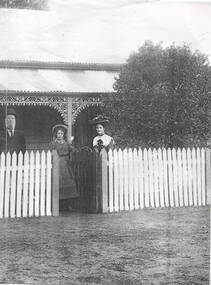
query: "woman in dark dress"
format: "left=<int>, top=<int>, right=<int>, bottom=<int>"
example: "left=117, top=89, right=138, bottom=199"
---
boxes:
left=49, top=125, right=78, bottom=203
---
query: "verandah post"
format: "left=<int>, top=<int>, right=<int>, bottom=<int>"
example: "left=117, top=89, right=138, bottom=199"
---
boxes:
left=67, top=97, right=73, bottom=143
left=52, top=150, right=60, bottom=216
left=205, top=148, right=211, bottom=205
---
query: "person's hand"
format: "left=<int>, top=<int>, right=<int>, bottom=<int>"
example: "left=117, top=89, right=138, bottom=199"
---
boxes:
left=81, top=146, right=93, bottom=152
left=67, top=136, right=74, bottom=144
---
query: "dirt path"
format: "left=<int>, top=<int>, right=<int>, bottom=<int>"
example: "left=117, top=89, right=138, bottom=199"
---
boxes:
left=0, top=207, right=209, bottom=284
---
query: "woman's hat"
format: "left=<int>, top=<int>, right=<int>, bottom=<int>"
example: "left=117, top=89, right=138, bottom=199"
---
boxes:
left=89, top=115, right=110, bottom=126
left=52, top=124, right=68, bottom=136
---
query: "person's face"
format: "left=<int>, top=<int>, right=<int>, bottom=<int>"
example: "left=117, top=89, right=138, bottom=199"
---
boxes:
left=96, top=124, right=105, bottom=136
left=56, top=129, right=64, bottom=140
left=5, top=114, right=16, bottom=130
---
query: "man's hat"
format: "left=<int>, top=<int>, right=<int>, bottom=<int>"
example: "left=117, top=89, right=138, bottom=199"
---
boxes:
left=52, top=124, right=68, bottom=137
left=5, top=107, right=17, bottom=117
left=89, top=115, right=110, bottom=126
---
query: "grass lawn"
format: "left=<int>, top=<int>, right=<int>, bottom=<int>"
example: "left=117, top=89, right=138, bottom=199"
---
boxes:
left=0, top=206, right=209, bottom=285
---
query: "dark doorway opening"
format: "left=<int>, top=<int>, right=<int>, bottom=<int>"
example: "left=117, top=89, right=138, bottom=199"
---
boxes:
left=73, top=106, right=102, bottom=148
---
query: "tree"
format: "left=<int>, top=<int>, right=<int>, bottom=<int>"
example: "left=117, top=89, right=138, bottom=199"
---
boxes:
left=104, top=41, right=211, bottom=148
left=0, top=0, right=48, bottom=10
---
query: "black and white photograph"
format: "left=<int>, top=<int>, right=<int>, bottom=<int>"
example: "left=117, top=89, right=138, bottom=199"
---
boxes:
left=0, top=0, right=210, bottom=284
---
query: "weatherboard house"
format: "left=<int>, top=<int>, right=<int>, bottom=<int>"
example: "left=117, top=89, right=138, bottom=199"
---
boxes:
left=0, top=8, right=120, bottom=150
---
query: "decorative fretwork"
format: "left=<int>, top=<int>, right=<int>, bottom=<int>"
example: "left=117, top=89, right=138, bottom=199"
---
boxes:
left=72, top=97, right=104, bottom=124
left=0, top=95, right=68, bottom=123
left=0, top=94, right=104, bottom=125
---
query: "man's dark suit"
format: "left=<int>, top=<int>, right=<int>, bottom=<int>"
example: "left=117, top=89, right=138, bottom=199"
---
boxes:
left=0, top=129, right=26, bottom=154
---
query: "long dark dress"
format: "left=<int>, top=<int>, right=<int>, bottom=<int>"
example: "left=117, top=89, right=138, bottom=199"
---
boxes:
left=49, top=140, right=78, bottom=200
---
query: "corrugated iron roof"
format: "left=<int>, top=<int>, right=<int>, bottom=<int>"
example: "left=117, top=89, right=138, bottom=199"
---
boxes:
left=0, top=60, right=122, bottom=71
left=0, top=68, right=118, bottom=93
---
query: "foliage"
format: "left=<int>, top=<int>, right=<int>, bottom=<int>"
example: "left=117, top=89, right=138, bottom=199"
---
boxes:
left=104, top=41, right=211, bottom=148
left=0, top=0, right=48, bottom=10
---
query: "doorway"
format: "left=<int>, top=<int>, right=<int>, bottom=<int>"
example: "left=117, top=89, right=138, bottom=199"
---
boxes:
left=73, top=106, right=102, bottom=148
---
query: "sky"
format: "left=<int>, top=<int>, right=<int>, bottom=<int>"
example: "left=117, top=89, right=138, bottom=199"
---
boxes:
left=0, top=0, right=211, bottom=63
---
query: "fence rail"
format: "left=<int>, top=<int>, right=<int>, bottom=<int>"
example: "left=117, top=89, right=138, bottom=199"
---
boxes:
left=100, top=147, right=210, bottom=213
left=0, top=150, right=52, bottom=218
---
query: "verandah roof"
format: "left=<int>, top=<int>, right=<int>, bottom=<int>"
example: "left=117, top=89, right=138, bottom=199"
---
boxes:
left=0, top=68, right=118, bottom=93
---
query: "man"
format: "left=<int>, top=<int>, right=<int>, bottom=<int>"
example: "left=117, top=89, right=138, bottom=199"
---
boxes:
left=0, top=108, right=26, bottom=154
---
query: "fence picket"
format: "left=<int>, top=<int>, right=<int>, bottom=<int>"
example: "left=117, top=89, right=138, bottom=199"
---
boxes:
left=16, top=152, right=23, bottom=218
left=168, top=148, right=174, bottom=207
left=0, top=153, right=5, bottom=218
left=113, top=149, right=119, bottom=212
left=10, top=152, right=17, bottom=218
left=133, top=149, right=139, bottom=209
left=23, top=152, right=29, bottom=217
left=158, top=148, right=164, bottom=207
left=40, top=151, right=46, bottom=216
left=205, top=149, right=211, bottom=205
left=128, top=148, right=134, bottom=210
left=177, top=148, right=183, bottom=207
left=108, top=149, right=114, bottom=212
left=148, top=149, right=155, bottom=208
left=172, top=148, right=179, bottom=207
left=118, top=149, right=124, bottom=211
left=201, top=148, right=206, bottom=206
left=4, top=153, right=11, bottom=218
left=123, top=149, right=129, bottom=211
left=163, top=148, right=169, bottom=207
left=153, top=149, right=160, bottom=207
left=187, top=148, right=193, bottom=206
left=143, top=148, right=149, bottom=207
left=192, top=148, right=197, bottom=206
left=46, top=151, right=52, bottom=216
left=197, top=148, right=202, bottom=206
left=182, top=148, right=188, bottom=206
left=138, top=148, right=144, bottom=209
left=29, top=151, right=35, bottom=217
left=35, top=151, right=40, bottom=217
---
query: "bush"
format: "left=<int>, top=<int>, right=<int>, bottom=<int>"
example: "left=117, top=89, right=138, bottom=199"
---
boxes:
left=104, top=42, right=211, bottom=148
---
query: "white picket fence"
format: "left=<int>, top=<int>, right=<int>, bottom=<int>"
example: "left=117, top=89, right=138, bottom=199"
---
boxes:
left=0, top=151, right=52, bottom=218
left=105, top=147, right=208, bottom=212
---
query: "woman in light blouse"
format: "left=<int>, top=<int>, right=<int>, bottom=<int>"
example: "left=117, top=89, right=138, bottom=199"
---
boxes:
left=90, top=115, right=115, bottom=152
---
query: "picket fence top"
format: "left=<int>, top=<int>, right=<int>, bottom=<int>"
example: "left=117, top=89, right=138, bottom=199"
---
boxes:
left=0, top=150, right=52, bottom=157
left=0, top=147, right=209, bottom=160
left=105, top=146, right=207, bottom=153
